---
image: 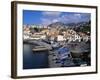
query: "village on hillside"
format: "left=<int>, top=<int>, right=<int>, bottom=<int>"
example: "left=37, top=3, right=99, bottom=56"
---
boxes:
left=23, top=22, right=90, bottom=43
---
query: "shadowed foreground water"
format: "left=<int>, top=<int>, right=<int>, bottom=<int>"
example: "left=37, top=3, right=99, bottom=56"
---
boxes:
left=23, top=43, right=48, bottom=69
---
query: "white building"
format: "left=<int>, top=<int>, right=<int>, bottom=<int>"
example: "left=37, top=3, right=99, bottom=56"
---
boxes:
left=40, top=35, right=46, bottom=39
left=83, top=35, right=90, bottom=42
left=57, top=35, right=66, bottom=41
left=23, top=27, right=31, bottom=40
left=64, top=29, right=82, bottom=42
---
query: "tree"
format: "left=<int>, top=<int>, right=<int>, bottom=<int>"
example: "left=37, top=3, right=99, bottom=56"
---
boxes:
left=33, top=27, right=39, bottom=32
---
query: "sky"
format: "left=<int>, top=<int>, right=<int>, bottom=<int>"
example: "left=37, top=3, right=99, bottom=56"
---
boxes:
left=23, top=10, right=91, bottom=26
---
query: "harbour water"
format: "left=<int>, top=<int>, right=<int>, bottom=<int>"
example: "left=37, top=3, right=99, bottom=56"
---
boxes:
left=23, top=40, right=90, bottom=69
left=23, top=43, right=49, bottom=69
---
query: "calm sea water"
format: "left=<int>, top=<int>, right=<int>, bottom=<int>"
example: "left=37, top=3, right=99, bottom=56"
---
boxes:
left=23, top=43, right=49, bottom=69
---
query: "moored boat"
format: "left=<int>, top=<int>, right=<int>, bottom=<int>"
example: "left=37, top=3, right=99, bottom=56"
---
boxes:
left=32, top=46, right=49, bottom=51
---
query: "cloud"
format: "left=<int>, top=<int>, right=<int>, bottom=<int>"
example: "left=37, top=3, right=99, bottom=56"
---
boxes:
left=52, top=19, right=59, bottom=23
left=59, top=13, right=90, bottom=23
left=41, top=11, right=62, bottom=25
left=42, top=11, right=61, bottom=17
left=41, top=18, right=60, bottom=26
left=40, top=11, right=90, bottom=25
left=41, top=18, right=51, bottom=26
left=74, top=13, right=81, bottom=18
